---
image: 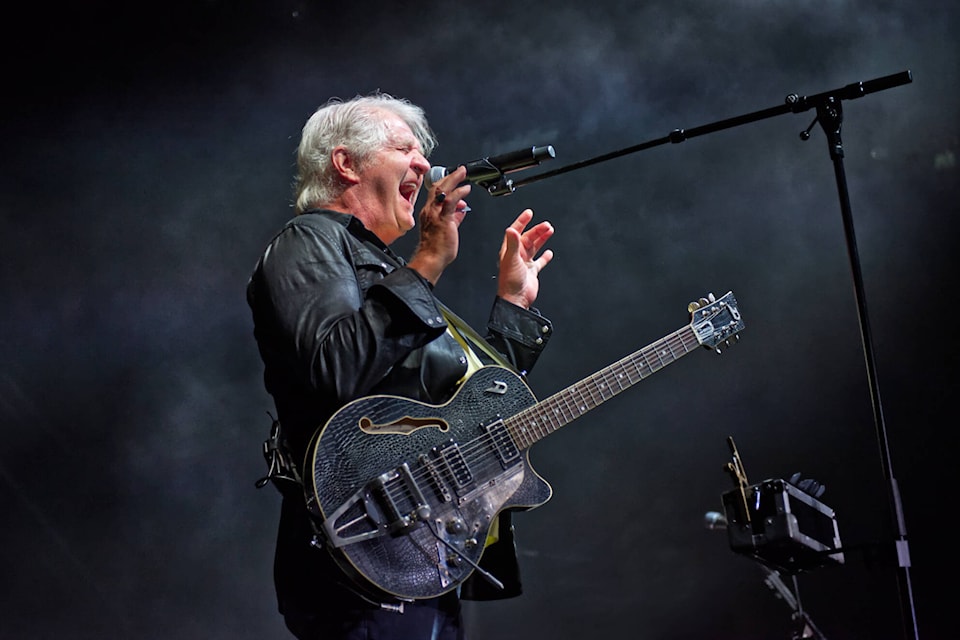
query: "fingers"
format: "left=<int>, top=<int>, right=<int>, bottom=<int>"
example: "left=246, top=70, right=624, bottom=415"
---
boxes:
left=506, top=209, right=553, bottom=256
left=430, top=165, right=471, bottom=214
left=533, top=248, right=555, bottom=271
left=500, top=225, right=521, bottom=259
left=508, top=208, right=535, bottom=233
left=509, top=209, right=552, bottom=239
left=522, top=221, right=554, bottom=250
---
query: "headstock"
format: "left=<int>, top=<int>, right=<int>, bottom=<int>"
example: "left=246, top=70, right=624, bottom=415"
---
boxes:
left=688, top=291, right=744, bottom=353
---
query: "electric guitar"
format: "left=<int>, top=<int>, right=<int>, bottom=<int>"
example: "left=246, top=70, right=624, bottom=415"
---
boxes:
left=306, top=291, right=744, bottom=600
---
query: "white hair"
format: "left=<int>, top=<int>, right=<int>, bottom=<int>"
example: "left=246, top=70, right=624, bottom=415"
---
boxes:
left=294, top=93, right=437, bottom=214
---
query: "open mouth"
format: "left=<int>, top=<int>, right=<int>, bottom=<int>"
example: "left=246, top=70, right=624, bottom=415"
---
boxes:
left=399, top=181, right=419, bottom=205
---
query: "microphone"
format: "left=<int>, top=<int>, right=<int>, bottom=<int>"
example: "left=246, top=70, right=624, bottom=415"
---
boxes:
left=426, top=145, right=556, bottom=195
left=704, top=511, right=728, bottom=530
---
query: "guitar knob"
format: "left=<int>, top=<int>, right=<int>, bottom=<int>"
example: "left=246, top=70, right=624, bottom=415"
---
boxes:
left=446, top=518, right=466, bottom=534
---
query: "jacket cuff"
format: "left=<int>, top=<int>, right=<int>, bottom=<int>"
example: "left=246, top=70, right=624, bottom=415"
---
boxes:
left=488, top=297, right=553, bottom=351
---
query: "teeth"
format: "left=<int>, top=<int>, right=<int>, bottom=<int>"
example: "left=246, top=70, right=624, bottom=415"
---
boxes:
left=400, top=182, right=418, bottom=202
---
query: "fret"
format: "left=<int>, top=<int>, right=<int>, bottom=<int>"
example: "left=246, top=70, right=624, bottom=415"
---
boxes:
left=653, top=340, right=668, bottom=368
left=639, top=347, right=657, bottom=377
left=664, top=337, right=679, bottom=361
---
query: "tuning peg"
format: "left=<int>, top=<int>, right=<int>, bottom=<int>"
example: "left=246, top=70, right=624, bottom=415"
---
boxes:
left=714, top=335, right=741, bottom=354
left=687, top=301, right=701, bottom=313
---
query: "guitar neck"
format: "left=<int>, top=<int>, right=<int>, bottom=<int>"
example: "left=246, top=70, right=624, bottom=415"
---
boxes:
left=506, top=324, right=700, bottom=449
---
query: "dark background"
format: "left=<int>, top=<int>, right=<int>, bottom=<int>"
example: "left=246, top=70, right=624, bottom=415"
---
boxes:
left=3, top=1, right=957, bottom=638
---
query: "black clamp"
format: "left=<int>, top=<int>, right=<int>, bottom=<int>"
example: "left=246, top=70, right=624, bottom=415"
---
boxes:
left=255, top=413, right=303, bottom=494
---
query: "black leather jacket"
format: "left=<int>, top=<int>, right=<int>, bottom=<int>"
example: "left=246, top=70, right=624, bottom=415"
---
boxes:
left=247, top=210, right=553, bottom=614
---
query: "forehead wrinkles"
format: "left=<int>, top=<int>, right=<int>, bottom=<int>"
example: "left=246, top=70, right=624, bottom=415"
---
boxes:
left=381, top=115, right=421, bottom=152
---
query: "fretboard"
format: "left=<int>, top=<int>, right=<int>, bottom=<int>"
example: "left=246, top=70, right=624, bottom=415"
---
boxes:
left=505, top=324, right=700, bottom=449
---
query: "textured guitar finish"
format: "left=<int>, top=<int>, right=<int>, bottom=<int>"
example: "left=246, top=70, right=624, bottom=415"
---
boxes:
left=309, top=365, right=551, bottom=600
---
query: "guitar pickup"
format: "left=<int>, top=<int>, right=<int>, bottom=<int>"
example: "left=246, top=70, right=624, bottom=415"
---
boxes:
left=430, top=440, right=473, bottom=492
left=420, top=453, right=453, bottom=504
left=484, top=419, right=521, bottom=468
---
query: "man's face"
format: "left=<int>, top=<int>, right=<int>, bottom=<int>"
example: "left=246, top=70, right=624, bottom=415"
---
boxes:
left=353, top=112, right=430, bottom=244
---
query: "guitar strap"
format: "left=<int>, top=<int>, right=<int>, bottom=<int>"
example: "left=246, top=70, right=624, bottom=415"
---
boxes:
left=374, top=238, right=516, bottom=374
left=439, top=303, right=511, bottom=550
left=441, top=310, right=485, bottom=383
left=439, top=303, right=517, bottom=373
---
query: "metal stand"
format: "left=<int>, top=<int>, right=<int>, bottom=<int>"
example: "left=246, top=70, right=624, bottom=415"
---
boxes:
left=509, top=71, right=919, bottom=639
left=759, top=564, right=829, bottom=640
left=805, top=91, right=919, bottom=640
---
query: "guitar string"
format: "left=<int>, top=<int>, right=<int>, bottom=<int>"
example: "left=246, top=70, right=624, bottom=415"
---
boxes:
left=493, top=325, right=698, bottom=449
left=483, top=326, right=695, bottom=449
left=376, top=327, right=701, bottom=510
left=377, top=327, right=700, bottom=508
left=345, top=306, right=735, bottom=538
left=423, top=328, right=694, bottom=465
left=376, top=327, right=700, bottom=506
left=505, top=327, right=700, bottom=450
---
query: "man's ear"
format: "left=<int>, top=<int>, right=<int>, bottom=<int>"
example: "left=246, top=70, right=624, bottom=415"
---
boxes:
left=331, top=146, right=361, bottom=185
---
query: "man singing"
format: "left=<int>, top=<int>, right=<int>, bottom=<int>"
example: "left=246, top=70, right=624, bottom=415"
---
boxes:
left=247, top=93, right=556, bottom=639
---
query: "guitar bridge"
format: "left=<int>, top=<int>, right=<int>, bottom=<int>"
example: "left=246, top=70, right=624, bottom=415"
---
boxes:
left=322, top=463, right=432, bottom=548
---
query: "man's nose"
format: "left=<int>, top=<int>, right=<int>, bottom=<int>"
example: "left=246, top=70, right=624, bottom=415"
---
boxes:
left=411, top=151, right=430, bottom=175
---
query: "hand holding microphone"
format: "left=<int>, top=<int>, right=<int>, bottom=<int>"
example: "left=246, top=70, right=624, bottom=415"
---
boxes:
left=408, top=166, right=472, bottom=285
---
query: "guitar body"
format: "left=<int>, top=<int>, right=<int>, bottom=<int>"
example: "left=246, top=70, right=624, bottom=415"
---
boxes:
left=308, top=365, right=552, bottom=600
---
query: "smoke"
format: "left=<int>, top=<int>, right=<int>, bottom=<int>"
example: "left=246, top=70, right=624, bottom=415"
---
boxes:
left=1, top=0, right=957, bottom=638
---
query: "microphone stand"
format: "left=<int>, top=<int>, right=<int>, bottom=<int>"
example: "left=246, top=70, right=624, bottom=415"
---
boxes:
left=804, top=83, right=920, bottom=640
left=513, top=71, right=919, bottom=640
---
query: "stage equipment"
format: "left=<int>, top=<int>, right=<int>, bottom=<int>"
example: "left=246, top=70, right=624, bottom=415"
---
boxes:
left=705, top=509, right=830, bottom=639
left=709, top=437, right=837, bottom=639
left=485, top=70, right=918, bottom=640
left=722, top=478, right=843, bottom=573
left=719, top=437, right=843, bottom=574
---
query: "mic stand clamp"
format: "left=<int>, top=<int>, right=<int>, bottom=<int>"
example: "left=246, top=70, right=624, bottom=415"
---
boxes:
left=482, top=175, right=517, bottom=196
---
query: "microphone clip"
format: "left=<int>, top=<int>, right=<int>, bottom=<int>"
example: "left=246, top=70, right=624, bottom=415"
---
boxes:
left=484, top=175, right=518, bottom=196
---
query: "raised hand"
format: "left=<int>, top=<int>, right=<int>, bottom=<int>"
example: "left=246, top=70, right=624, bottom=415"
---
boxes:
left=497, top=209, right=555, bottom=309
